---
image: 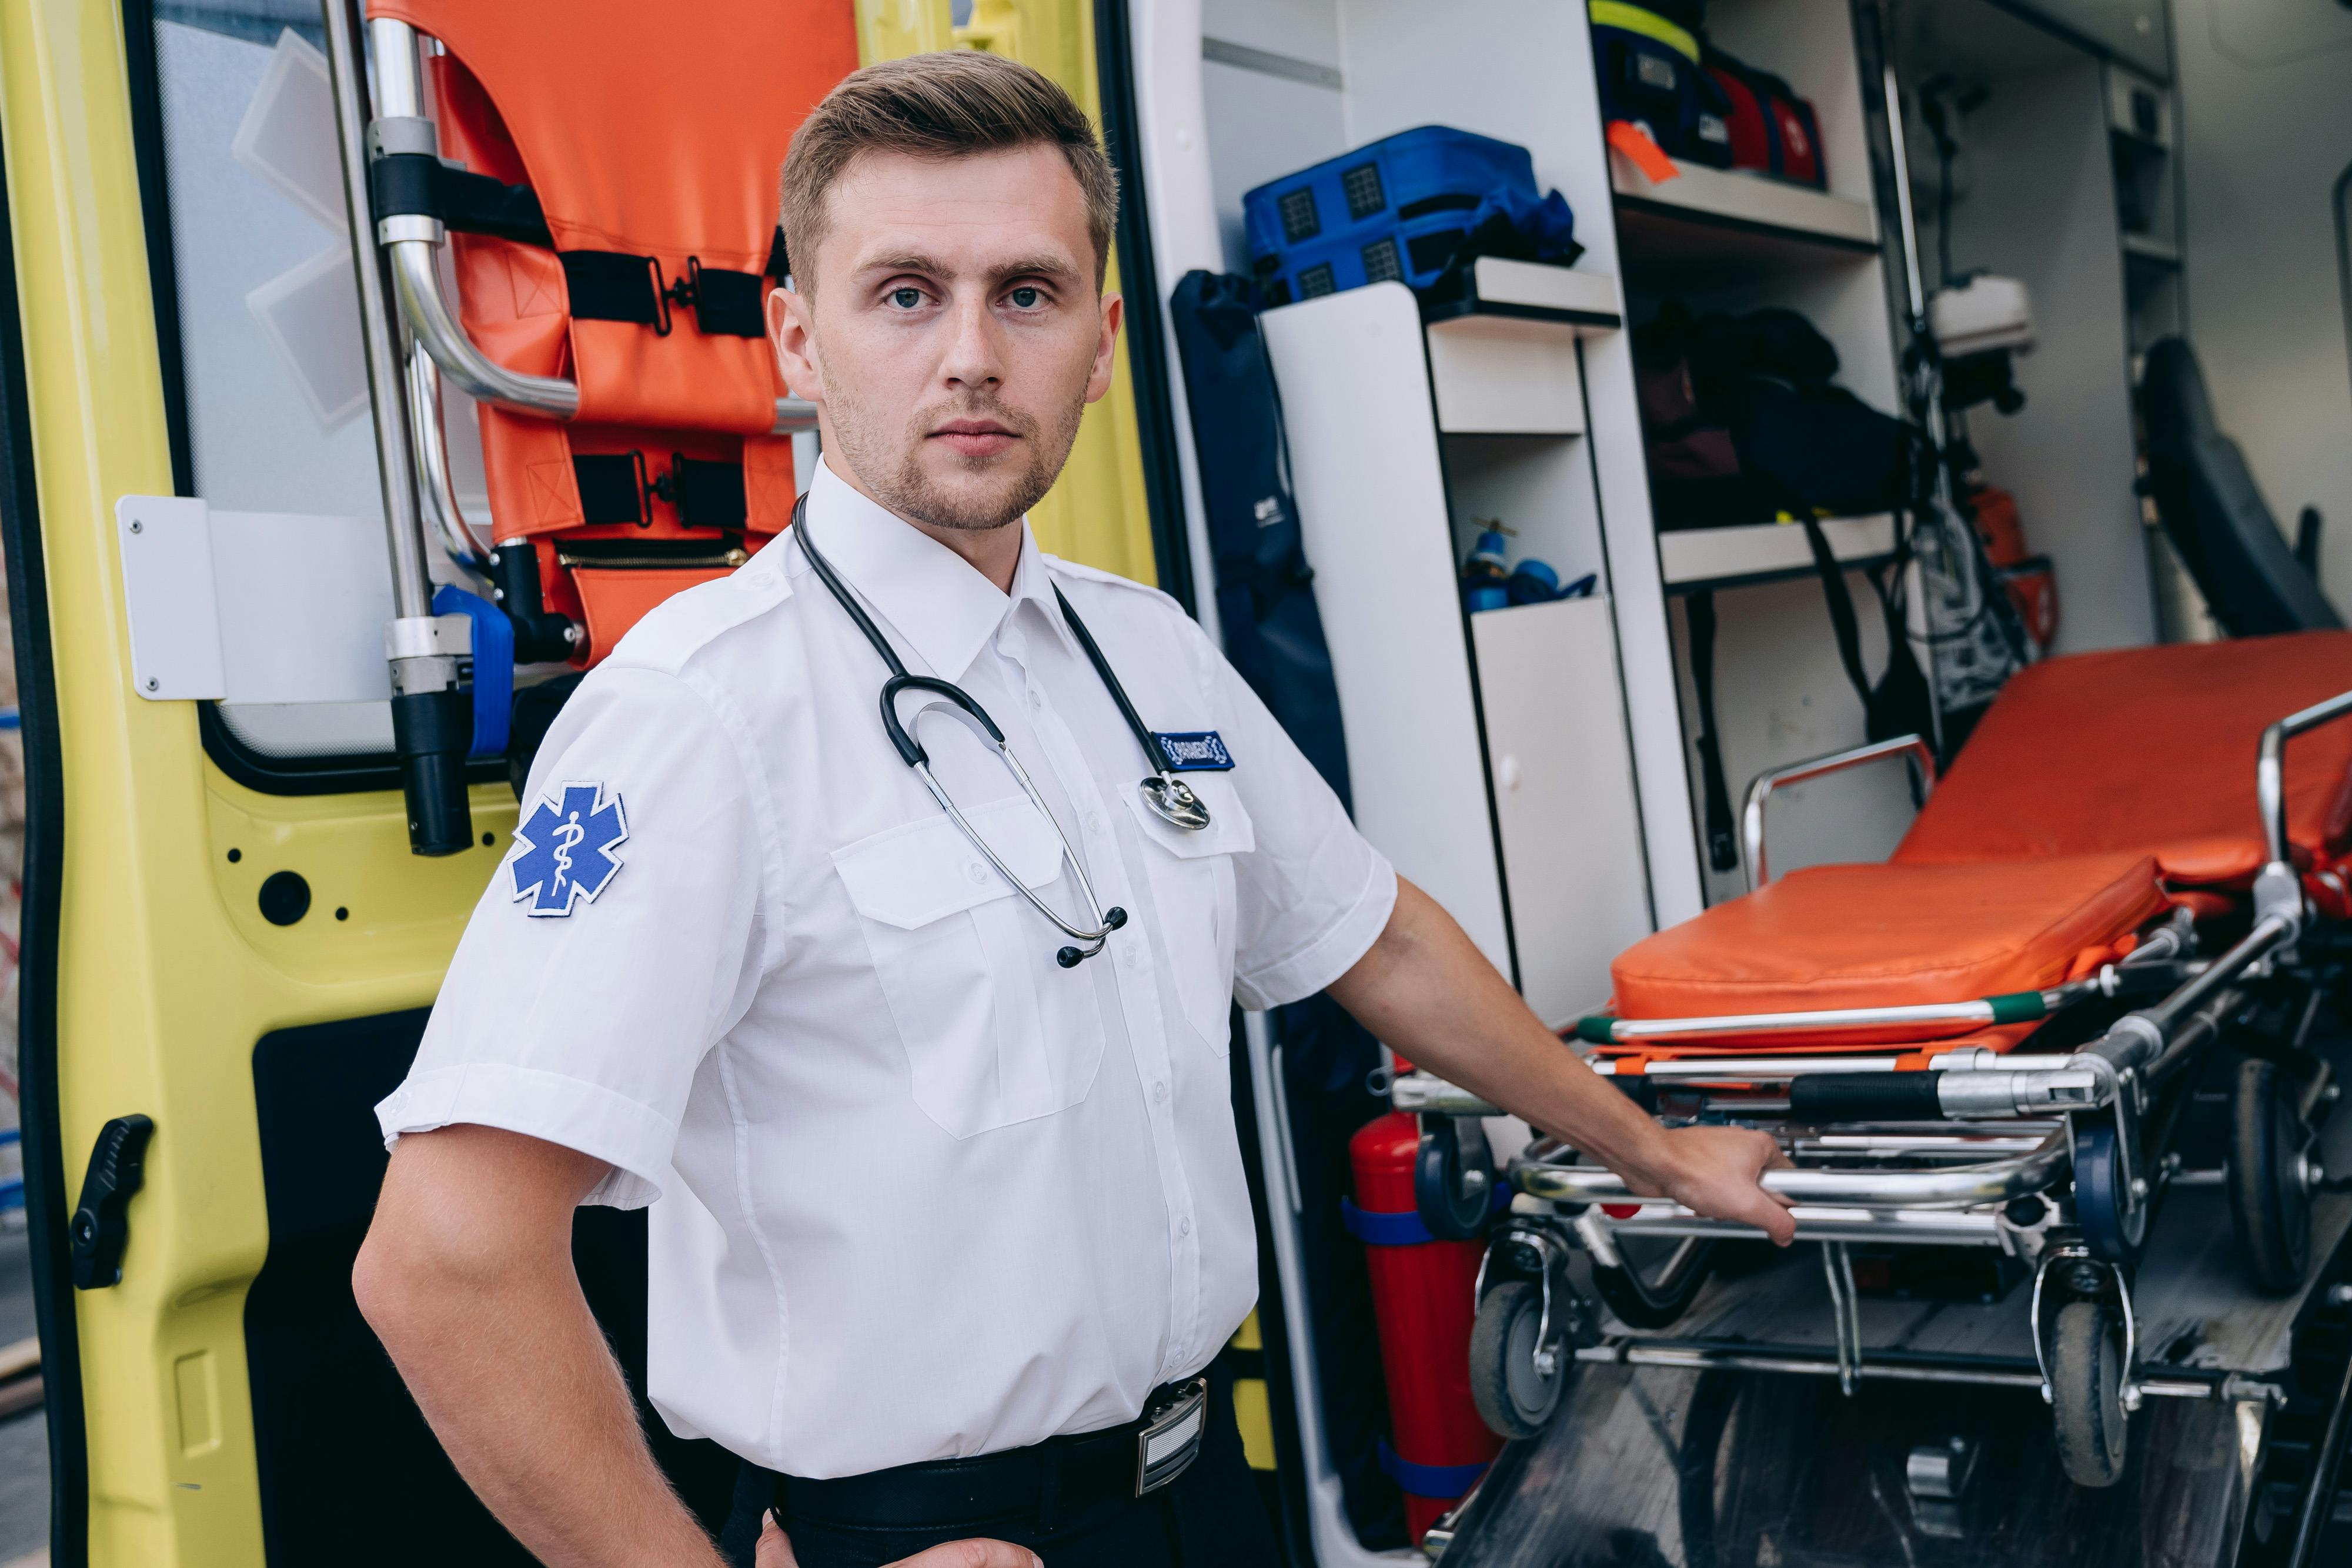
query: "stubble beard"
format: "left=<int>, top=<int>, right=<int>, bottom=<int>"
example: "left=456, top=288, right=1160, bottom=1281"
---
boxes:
left=829, top=380, right=1087, bottom=536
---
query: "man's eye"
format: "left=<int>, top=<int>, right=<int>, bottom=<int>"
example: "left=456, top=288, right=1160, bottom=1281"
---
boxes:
left=1009, top=286, right=1041, bottom=309
left=890, top=287, right=923, bottom=309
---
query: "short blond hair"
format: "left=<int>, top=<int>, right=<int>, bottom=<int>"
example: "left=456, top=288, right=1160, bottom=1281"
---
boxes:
left=779, top=51, right=1120, bottom=293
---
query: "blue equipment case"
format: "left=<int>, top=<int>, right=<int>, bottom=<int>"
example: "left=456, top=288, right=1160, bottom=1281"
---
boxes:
left=1242, top=126, right=1541, bottom=306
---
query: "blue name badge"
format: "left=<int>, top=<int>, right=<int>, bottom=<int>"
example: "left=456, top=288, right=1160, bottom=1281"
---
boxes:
left=1155, top=731, right=1235, bottom=772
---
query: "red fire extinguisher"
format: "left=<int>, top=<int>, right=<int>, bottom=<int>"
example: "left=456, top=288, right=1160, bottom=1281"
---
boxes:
left=1345, top=1108, right=1500, bottom=1543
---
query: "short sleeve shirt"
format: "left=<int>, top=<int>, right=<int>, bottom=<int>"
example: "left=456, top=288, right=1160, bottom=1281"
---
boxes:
left=375, top=459, right=1396, bottom=1477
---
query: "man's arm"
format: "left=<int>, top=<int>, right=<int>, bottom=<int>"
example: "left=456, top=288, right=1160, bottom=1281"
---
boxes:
left=355, top=1125, right=731, bottom=1567
left=1326, top=877, right=1797, bottom=1243
left=357, top=1126, right=1042, bottom=1568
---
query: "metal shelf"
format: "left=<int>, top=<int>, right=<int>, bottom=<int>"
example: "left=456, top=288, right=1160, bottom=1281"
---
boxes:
left=1611, top=151, right=1881, bottom=289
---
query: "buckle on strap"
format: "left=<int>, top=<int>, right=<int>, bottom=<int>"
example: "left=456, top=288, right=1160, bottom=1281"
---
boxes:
left=1135, top=1378, right=1209, bottom=1497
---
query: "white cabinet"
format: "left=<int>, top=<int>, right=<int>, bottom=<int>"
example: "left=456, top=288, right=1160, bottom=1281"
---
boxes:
left=1262, top=279, right=1649, bottom=1014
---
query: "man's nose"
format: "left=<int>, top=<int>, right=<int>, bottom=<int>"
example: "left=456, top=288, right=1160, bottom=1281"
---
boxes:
left=938, top=290, right=1004, bottom=391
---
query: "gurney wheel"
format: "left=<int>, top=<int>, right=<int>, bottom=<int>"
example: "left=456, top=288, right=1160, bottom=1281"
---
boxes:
left=2072, top=1124, right=2147, bottom=1265
left=1469, top=1281, right=1566, bottom=1439
left=2049, top=1299, right=2130, bottom=1489
left=1589, top=1236, right=1715, bottom=1329
left=1415, top=1116, right=1495, bottom=1242
left=2229, top=1057, right=2316, bottom=1295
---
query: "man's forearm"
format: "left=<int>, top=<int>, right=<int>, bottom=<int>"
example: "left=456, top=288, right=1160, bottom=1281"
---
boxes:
left=356, top=1128, right=726, bottom=1568
left=1327, top=878, right=1673, bottom=1180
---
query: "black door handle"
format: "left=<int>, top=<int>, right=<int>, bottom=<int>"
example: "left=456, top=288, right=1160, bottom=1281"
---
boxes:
left=70, top=1114, right=155, bottom=1290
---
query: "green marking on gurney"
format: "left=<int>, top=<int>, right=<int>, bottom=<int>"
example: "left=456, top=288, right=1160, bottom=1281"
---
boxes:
left=1986, top=991, right=2047, bottom=1025
left=1575, top=1015, right=1620, bottom=1044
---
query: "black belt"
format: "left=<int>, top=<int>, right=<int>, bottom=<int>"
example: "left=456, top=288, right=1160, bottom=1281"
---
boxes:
left=774, top=1378, right=1210, bottom=1533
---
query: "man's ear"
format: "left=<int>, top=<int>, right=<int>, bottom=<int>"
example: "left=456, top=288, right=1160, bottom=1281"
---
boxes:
left=767, top=286, right=823, bottom=405
left=1084, top=290, right=1124, bottom=405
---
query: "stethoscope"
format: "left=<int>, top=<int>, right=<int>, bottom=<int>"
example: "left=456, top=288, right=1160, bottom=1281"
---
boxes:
left=793, top=495, right=1209, bottom=968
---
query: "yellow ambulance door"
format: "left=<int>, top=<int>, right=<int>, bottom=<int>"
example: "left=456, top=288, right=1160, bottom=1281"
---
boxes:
left=1, top=6, right=743, bottom=1564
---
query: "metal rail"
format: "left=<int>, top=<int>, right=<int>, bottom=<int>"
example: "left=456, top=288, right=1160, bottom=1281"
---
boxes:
left=405, top=345, right=489, bottom=573
left=1573, top=1339, right=2239, bottom=1402
left=2262, top=686, right=2352, bottom=868
left=1743, top=734, right=1935, bottom=888
left=328, top=5, right=433, bottom=630
left=1512, top=1129, right=2068, bottom=1209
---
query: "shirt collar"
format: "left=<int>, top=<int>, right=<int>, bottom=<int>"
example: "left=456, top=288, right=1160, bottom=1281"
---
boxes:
left=800, top=457, right=1048, bottom=680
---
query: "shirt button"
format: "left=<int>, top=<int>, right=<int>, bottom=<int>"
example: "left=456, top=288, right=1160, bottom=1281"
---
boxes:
left=1154, top=1081, right=1168, bottom=1104
left=1122, top=944, right=1141, bottom=969
left=968, top=862, right=989, bottom=885
left=1085, top=811, right=1104, bottom=835
left=1029, top=690, right=1043, bottom=711
left=1178, top=1216, right=1192, bottom=1238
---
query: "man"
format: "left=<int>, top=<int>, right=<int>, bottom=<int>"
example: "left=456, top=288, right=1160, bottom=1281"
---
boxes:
left=356, top=50, right=1793, bottom=1568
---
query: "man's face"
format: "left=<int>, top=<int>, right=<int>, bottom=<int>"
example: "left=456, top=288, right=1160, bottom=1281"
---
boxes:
left=767, top=144, right=1121, bottom=536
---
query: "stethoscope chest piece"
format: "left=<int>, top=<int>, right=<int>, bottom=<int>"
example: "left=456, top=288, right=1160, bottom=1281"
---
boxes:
left=1140, top=774, right=1212, bottom=831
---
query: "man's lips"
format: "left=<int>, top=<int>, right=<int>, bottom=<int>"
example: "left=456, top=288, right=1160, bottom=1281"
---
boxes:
left=930, top=420, right=1020, bottom=458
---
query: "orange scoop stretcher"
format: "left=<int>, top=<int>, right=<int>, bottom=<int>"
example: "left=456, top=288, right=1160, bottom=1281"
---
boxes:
left=1397, top=631, right=2352, bottom=1486
left=363, top=0, right=857, bottom=667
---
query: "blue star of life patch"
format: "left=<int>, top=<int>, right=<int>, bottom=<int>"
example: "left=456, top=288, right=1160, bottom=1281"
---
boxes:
left=510, top=781, right=629, bottom=917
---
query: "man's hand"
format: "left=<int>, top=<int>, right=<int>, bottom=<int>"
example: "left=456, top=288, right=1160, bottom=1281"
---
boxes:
left=1329, top=878, right=1797, bottom=1246
left=1622, top=1124, right=1797, bottom=1245
left=756, top=1513, right=1040, bottom=1568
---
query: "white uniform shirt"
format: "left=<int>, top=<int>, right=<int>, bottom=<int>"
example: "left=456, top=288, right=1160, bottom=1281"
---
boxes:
left=376, top=459, right=1396, bottom=1477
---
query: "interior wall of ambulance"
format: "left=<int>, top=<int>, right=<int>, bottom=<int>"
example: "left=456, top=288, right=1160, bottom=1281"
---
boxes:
left=2171, top=0, right=2352, bottom=608
left=1901, top=0, right=2352, bottom=660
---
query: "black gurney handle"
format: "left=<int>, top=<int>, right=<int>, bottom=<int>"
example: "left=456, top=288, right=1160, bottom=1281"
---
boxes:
left=1788, top=1072, right=1947, bottom=1123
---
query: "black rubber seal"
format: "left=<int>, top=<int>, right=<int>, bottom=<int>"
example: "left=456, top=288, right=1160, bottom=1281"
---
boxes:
left=1093, top=0, right=1196, bottom=616
left=0, top=66, right=86, bottom=1563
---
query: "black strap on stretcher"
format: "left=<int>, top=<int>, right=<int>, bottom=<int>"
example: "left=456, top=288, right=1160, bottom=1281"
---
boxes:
left=369, top=153, right=554, bottom=246
left=557, top=251, right=768, bottom=338
left=1685, top=590, right=1740, bottom=874
left=570, top=452, right=748, bottom=530
left=369, top=154, right=778, bottom=337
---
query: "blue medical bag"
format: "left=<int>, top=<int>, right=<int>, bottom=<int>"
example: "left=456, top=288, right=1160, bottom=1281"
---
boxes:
left=1242, top=126, right=1548, bottom=306
left=1589, top=0, right=1735, bottom=169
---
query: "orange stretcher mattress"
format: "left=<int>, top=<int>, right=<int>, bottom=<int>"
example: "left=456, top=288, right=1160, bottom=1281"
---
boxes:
left=1894, top=632, right=2352, bottom=887
left=1605, top=854, right=2169, bottom=1048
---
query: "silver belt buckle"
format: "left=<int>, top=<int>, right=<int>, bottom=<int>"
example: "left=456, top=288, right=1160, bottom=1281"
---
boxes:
left=1134, top=1378, right=1209, bottom=1497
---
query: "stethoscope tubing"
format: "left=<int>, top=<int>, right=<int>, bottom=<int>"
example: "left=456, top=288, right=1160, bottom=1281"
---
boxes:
left=793, top=496, right=1132, bottom=958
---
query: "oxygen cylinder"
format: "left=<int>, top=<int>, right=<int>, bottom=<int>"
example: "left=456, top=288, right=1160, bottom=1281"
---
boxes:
left=1345, top=1109, right=1500, bottom=1543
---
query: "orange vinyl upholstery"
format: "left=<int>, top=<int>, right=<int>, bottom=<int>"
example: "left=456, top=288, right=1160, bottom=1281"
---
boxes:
left=1605, top=854, right=2170, bottom=1049
left=370, top=0, right=860, bottom=663
left=1894, top=633, right=2352, bottom=886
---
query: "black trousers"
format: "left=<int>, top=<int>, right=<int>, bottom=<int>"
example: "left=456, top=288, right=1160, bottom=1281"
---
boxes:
left=717, top=1369, right=1281, bottom=1568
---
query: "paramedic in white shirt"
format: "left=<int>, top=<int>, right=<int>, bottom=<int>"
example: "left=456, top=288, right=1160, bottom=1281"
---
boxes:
left=356, top=49, right=1794, bottom=1568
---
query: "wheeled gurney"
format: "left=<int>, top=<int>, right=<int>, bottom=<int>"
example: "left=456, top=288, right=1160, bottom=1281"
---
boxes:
left=1395, top=632, right=2352, bottom=1490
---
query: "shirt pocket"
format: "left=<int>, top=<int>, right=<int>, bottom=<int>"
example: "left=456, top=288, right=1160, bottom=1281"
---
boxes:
left=831, top=797, right=1101, bottom=1138
left=1121, top=775, right=1256, bottom=1055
